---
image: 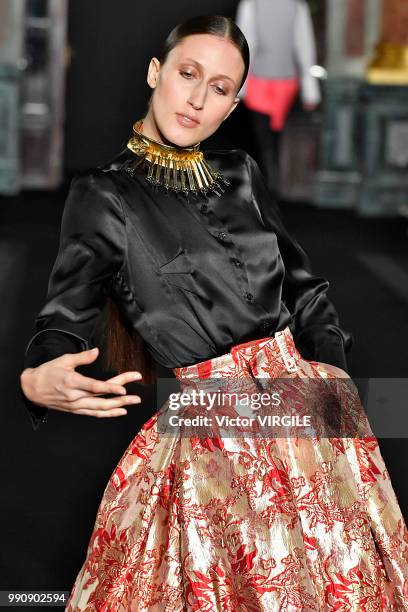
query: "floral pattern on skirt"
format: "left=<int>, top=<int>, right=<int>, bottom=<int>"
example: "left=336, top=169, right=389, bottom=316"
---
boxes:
left=65, top=327, right=408, bottom=611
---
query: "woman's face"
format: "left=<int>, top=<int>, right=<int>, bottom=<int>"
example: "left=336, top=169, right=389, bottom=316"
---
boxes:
left=144, top=33, right=245, bottom=147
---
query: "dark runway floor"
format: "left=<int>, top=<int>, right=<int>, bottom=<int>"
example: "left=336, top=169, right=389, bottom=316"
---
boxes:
left=1, top=183, right=407, bottom=595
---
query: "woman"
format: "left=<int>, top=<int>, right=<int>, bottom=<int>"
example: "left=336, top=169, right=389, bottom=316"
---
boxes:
left=20, top=15, right=408, bottom=611
left=236, top=0, right=321, bottom=196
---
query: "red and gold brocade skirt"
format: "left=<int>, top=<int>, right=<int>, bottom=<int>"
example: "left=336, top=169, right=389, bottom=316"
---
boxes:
left=65, top=327, right=408, bottom=611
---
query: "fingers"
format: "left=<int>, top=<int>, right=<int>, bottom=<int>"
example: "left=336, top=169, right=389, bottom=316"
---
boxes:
left=106, top=371, right=142, bottom=385
left=69, top=394, right=141, bottom=412
left=76, top=408, right=130, bottom=418
left=62, top=347, right=100, bottom=367
left=56, top=405, right=130, bottom=419
left=65, top=371, right=128, bottom=396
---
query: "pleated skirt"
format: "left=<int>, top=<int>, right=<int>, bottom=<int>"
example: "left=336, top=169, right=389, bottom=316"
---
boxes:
left=65, top=326, right=408, bottom=611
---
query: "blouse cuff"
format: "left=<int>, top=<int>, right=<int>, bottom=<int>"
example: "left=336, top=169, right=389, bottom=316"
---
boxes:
left=295, top=326, right=354, bottom=373
left=22, top=330, right=88, bottom=431
left=314, top=337, right=348, bottom=373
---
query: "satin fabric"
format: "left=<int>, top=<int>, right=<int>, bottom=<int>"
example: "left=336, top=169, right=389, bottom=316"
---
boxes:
left=22, top=147, right=353, bottom=430
left=65, top=327, right=408, bottom=611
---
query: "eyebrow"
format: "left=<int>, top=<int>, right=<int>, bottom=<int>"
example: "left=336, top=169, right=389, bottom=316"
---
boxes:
left=181, top=58, right=237, bottom=86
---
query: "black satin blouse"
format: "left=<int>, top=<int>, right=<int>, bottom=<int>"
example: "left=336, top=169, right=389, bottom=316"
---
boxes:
left=22, top=146, right=353, bottom=430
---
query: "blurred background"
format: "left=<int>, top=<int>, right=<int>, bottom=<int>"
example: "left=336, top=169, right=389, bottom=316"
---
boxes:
left=1, top=0, right=408, bottom=595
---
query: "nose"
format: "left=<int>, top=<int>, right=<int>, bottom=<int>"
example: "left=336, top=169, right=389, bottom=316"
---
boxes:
left=187, top=82, right=206, bottom=111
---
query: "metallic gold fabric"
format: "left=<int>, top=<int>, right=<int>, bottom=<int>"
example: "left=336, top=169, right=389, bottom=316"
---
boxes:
left=66, top=327, right=408, bottom=611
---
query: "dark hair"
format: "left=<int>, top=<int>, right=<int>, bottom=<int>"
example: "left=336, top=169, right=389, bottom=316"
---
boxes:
left=158, top=14, right=250, bottom=93
left=105, top=15, right=250, bottom=385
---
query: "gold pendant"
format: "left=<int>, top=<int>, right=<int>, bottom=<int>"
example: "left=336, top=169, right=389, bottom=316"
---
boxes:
left=125, top=119, right=230, bottom=197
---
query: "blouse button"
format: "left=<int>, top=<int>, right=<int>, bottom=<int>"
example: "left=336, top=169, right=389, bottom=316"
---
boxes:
left=200, top=203, right=208, bottom=214
left=217, top=231, right=228, bottom=242
left=233, top=259, right=243, bottom=268
left=245, top=292, right=254, bottom=302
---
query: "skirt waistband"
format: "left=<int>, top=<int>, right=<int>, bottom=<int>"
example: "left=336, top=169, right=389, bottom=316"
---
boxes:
left=172, top=326, right=302, bottom=381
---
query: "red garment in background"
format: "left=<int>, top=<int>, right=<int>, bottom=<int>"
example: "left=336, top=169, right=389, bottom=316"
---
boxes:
left=244, top=72, right=300, bottom=130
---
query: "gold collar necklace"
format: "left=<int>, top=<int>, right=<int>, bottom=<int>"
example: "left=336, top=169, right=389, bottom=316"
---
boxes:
left=125, top=118, right=230, bottom=197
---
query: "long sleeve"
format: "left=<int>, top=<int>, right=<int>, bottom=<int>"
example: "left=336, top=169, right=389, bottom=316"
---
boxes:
left=235, top=0, right=257, bottom=98
left=22, top=169, right=127, bottom=431
left=293, top=0, right=321, bottom=105
left=247, top=152, right=353, bottom=371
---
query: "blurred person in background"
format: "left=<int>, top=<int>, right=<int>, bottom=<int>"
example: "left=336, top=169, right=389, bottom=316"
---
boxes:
left=20, top=13, right=408, bottom=611
left=236, top=0, right=321, bottom=197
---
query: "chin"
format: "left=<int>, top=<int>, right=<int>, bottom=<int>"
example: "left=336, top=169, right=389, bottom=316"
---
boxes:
left=175, top=136, right=200, bottom=148
left=159, top=118, right=202, bottom=148
left=167, top=130, right=200, bottom=148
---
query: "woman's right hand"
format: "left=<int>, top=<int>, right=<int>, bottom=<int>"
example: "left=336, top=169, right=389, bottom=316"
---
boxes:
left=20, top=347, right=142, bottom=418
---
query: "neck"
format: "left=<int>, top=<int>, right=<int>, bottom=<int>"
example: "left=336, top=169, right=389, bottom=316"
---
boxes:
left=142, top=111, right=176, bottom=147
left=126, top=117, right=230, bottom=196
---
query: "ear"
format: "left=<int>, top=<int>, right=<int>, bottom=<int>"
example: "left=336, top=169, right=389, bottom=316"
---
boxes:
left=147, top=57, right=161, bottom=89
left=223, top=97, right=240, bottom=121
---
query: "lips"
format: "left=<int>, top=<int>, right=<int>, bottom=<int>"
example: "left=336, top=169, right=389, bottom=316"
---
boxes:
left=176, top=113, right=200, bottom=128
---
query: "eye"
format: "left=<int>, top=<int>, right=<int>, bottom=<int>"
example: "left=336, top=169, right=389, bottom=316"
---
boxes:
left=180, top=70, right=194, bottom=79
left=214, top=85, right=226, bottom=95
